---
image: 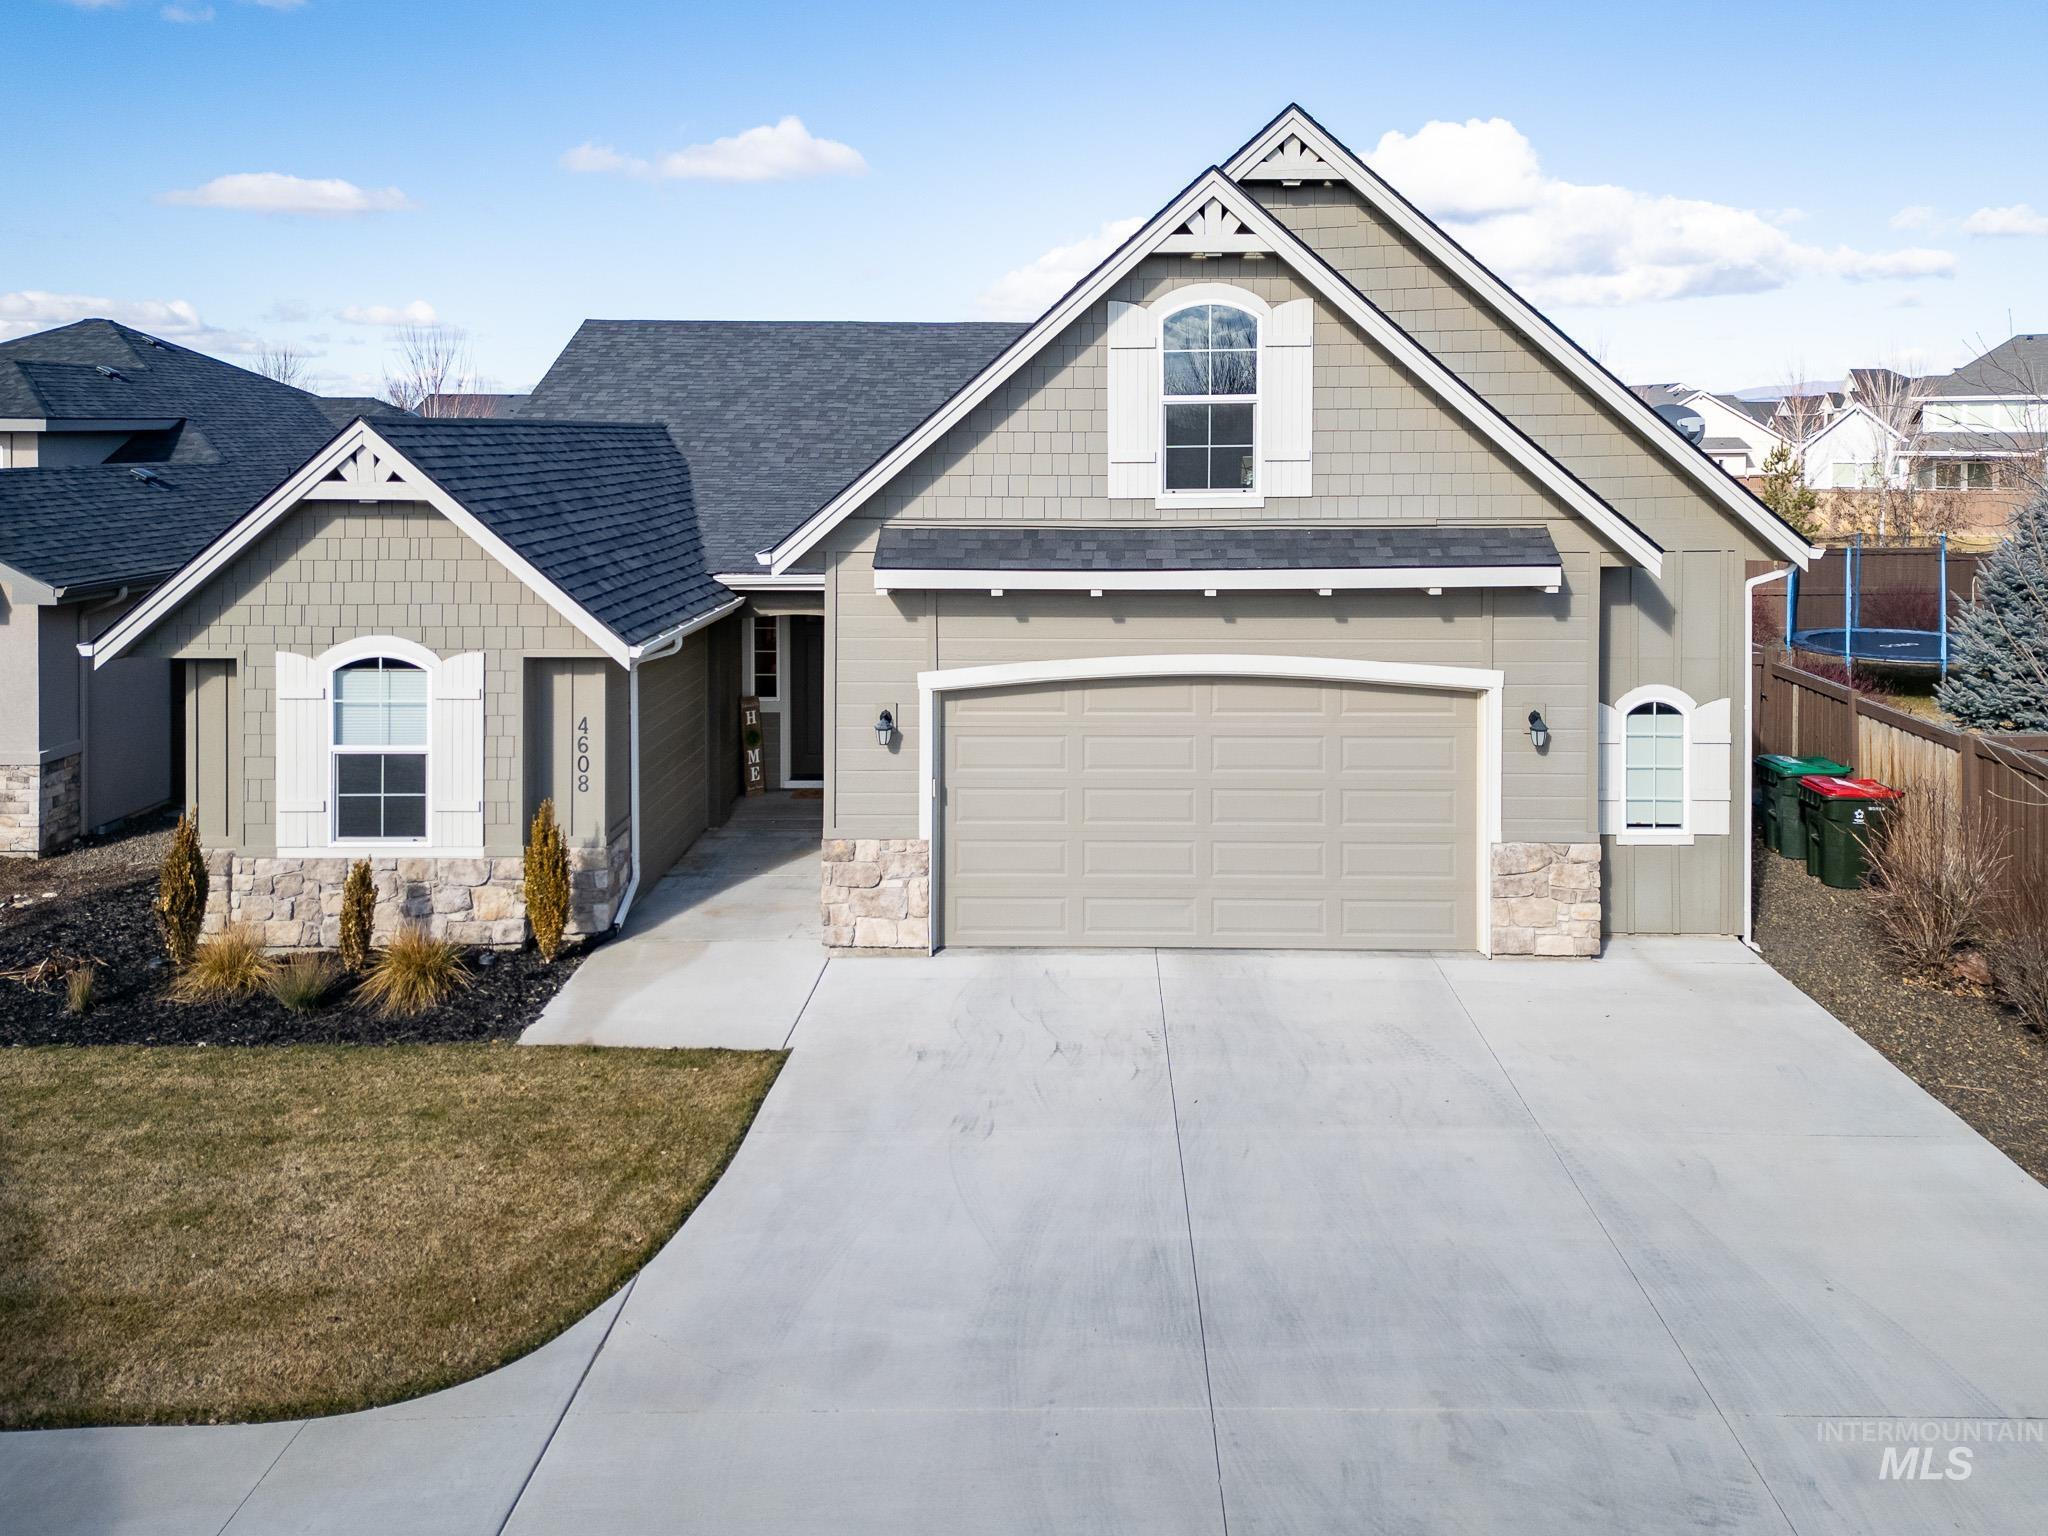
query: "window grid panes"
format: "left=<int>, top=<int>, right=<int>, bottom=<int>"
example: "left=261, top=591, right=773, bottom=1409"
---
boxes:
left=1623, top=702, right=1685, bottom=830
left=333, top=658, right=427, bottom=841
left=752, top=617, right=779, bottom=698
left=1163, top=304, right=1257, bottom=493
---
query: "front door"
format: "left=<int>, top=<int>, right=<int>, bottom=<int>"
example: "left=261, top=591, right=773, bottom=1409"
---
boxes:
left=788, top=616, right=825, bottom=782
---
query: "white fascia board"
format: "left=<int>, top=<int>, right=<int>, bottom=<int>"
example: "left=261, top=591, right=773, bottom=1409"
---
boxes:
left=873, top=564, right=1563, bottom=593
left=764, top=168, right=1664, bottom=578
left=713, top=570, right=827, bottom=591
left=0, top=418, right=47, bottom=432
left=86, top=422, right=635, bottom=668
left=1226, top=108, right=1818, bottom=568
left=625, top=594, right=748, bottom=662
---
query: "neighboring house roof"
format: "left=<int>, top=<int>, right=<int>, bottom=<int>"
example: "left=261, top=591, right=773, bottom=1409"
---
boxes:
left=1799, top=401, right=1903, bottom=452
left=1629, top=383, right=1695, bottom=410
left=517, top=321, right=1025, bottom=574
left=1699, top=437, right=1750, bottom=454
left=1901, top=431, right=2048, bottom=456
left=1920, top=334, right=2048, bottom=397
left=0, top=320, right=409, bottom=597
left=1709, top=393, right=1781, bottom=429
left=874, top=524, right=1560, bottom=572
left=760, top=167, right=1669, bottom=577
left=1845, top=367, right=1908, bottom=398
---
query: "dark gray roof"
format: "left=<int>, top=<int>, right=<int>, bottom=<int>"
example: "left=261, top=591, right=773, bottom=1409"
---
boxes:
left=517, top=320, right=1027, bottom=572
left=1922, top=335, right=2048, bottom=397
left=367, top=418, right=729, bottom=648
left=1710, top=393, right=1778, bottom=427
left=1902, top=431, right=2048, bottom=455
left=1699, top=437, right=1751, bottom=454
left=873, top=524, right=1560, bottom=573
left=0, top=320, right=410, bottom=593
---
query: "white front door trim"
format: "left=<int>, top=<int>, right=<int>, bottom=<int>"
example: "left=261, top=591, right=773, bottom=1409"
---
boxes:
left=916, top=653, right=1505, bottom=955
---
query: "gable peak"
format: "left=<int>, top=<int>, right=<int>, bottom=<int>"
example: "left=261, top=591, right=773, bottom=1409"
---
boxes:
left=1237, top=128, right=1340, bottom=186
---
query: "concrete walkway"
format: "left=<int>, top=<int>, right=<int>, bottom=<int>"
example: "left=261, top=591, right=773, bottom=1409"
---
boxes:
left=9, top=941, right=2048, bottom=1533
left=521, top=794, right=827, bottom=1050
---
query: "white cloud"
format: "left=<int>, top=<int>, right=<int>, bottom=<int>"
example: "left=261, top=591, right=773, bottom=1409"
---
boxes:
left=338, top=300, right=438, bottom=328
left=161, top=4, right=215, bottom=19
left=977, top=217, right=1143, bottom=319
left=157, top=172, right=412, bottom=215
left=1889, top=204, right=1938, bottom=231
left=1363, top=118, right=1954, bottom=306
left=0, top=290, right=260, bottom=351
left=1961, top=203, right=2048, bottom=237
left=561, top=116, right=867, bottom=183
left=242, top=0, right=307, bottom=8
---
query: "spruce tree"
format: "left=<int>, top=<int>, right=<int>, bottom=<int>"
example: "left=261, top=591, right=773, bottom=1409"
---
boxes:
left=1758, top=443, right=1821, bottom=540
left=1938, top=489, right=2048, bottom=731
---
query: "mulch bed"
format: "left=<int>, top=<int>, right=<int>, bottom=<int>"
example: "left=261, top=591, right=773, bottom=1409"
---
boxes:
left=1754, top=841, right=2048, bottom=1185
left=1, top=819, right=588, bottom=1047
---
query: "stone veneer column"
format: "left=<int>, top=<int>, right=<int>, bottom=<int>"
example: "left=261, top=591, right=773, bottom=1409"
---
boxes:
left=821, top=838, right=930, bottom=950
left=0, top=752, right=81, bottom=856
left=1489, top=842, right=1602, bottom=956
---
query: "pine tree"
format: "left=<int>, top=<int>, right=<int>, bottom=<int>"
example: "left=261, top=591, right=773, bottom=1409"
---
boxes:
left=1938, top=490, right=2048, bottom=731
left=1758, top=443, right=1821, bottom=540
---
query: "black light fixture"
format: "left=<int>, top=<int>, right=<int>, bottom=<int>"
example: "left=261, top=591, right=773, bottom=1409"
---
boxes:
left=1527, top=709, right=1550, bottom=751
left=874, top=707, right=895, bottom=747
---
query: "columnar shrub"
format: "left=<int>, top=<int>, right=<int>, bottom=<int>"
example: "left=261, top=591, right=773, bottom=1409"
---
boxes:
left=155, top=810, right=208, bottom=968
left=525, top=798, right=571, bottom=962
left=339, top=859, right=376, bottom=972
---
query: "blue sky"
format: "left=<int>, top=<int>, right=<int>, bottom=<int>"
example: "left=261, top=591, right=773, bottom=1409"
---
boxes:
left=10, top=0, right=2047, bottom=397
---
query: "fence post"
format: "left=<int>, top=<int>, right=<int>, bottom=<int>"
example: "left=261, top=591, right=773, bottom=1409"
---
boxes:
left=1961, top=734, right=1981, bottom=811
left=1845, top=679, right=1859, bottom=774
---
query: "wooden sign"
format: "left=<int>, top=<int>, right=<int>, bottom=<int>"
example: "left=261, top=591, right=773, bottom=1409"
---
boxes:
left=741, top=695, right=766, bottom=796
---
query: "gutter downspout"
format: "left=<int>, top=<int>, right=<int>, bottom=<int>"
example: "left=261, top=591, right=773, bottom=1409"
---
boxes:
left=1743, top=560, right=1802, bottom=952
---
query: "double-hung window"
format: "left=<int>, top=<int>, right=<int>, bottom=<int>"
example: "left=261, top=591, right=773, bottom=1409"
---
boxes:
left=333, top=657, right=428, bottom=840
left=1163, top=303, right=1258, bottom=493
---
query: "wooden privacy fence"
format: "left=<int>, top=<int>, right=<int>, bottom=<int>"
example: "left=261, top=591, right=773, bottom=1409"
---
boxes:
left=1751, top=651, right=2048, bottom=890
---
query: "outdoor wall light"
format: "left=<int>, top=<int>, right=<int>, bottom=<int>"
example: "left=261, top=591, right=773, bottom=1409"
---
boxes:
left=874, top=708, right=896, bottom=747
left=1527, top=709, right=1550, bottom=751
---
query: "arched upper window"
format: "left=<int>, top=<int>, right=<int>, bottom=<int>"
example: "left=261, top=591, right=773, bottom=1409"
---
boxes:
left=333, top=655, right=428, bottom=841
left=1622, top=699, right=1687, bottom=832
left=1163, top=303, right=1258, bottom=493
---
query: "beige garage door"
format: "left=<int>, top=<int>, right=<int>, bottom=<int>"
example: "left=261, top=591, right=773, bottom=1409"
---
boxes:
left=940, top=675, right=1479, bottom=950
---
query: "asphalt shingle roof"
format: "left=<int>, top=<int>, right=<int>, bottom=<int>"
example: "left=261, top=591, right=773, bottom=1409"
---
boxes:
left=872, top=524, right=1561, bottom=573
left=1922, top=335, right=2048, bottom=397
left=516, top=320, right=1026, bottom=572
left=369, top=418, right=729, bottom=648
left=0, top=320, right=406, bottom=593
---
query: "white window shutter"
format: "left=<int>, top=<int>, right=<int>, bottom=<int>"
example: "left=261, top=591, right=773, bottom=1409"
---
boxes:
left=274, top=651, right=327, bottom=852
left=1596, top=703, right=1621, bottom=836
left=430, top=651, right=486, bottom=850
left=1264, top=298, right=1314, bottom=497
left=1689, top=697, right=1732, bottom=836
left=1106, top=300, right=1159, bottom=499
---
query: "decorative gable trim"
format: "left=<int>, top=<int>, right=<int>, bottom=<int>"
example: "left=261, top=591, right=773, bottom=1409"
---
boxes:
left=761, top=169, right=1664, bottom=577
left=1236, top=130, right=1341, bottom=186
left=1225, top=106, right=1818, bottom=567
left=1157, top=196, right=1273, bottom=255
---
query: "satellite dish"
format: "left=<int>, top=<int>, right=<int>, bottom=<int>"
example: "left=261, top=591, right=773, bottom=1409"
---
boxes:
left=1655, top=403, right=1707, bottom=444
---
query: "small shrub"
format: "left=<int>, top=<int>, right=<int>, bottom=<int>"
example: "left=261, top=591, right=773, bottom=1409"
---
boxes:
left=64, top=964, right=95, bottom=1017
left=356, top=926, right=471, bottom=1019
left=268, top=953, right=339, bottom=1012
left=1987, top=875, right=2048, bottom=1034
left=170, top=925, right=276, bottom=1002
left=524, top=798, right=571, bottom=963
left=155, top=810, right=209, bottom=969
left=1863, top=781, right=2007, bottom=975
left=338, top=860, right=376, bottom=973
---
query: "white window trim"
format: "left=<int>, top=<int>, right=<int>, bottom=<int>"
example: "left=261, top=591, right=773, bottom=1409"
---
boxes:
left=746, top=613, right=783, bottom=704
left=1611, top=683, right=1692, bottom=846
left=916, top=653, right=1504, bottom=955
left=322, top=636, right=438, bottom=852
left=1156, top=283, right=1268, bottom=509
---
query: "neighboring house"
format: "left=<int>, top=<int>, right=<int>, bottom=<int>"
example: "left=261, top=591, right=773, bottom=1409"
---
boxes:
left=87, top=105, right=1816, bottom=958
left=1796, top=402, right=1905, bottom=490
left=1627, top=384, right=1784, bottom=474
left=0, top=320, right=407, bottom=855
left=1902, top=333, right=2048, bottom=492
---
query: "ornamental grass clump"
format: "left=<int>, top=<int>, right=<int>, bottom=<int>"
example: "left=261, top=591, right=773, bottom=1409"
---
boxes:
left=155, top=810, right=208, bottom=969
left=267, top=954, right=339, bottom=1013
left=525, top=798, right=571, bottom=963
left=1862, top=780, right=2007, bottom=977
left=356, top=926, right=471, bottom=1019
left=170, top=925, right=276, bottom=1003
left=63, top=964, right=95, bottom=1017
left=338, top=859, right=376, bottom=973
left=1987, top=874, right=2048, bottom=1035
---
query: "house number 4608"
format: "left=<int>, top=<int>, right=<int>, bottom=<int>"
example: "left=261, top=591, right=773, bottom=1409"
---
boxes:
left=576, top=715, right=592, bottom=794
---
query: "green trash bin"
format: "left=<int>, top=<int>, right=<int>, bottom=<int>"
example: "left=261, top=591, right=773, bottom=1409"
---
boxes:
left=1756, top=754, right=1849, bottom=860
left=1796, top=775, right=1902, bottom=888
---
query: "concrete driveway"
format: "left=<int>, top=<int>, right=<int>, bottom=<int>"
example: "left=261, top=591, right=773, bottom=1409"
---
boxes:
left=9, top=942, right=2048, bottom=1533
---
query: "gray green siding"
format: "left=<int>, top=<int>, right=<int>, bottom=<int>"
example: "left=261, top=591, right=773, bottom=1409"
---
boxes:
left=638, top=636, right=712, bottom=880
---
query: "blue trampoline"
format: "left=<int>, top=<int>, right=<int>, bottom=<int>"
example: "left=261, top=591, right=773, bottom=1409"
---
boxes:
left=1786, top=534, right=1952, bottom=673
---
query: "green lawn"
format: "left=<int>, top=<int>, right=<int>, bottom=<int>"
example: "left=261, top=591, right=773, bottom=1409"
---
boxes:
left=0, top=1043, right=783, bottom=1428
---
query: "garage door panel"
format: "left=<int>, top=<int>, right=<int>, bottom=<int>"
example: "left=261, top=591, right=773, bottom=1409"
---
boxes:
left=943, top=675, right=1477, bottom=950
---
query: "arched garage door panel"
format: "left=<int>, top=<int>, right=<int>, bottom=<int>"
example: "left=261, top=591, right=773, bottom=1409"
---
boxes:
left=940, top=675, right=1478, bottom=949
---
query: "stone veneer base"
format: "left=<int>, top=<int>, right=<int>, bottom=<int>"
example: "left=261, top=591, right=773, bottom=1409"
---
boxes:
left=1490, top=842, right=1602, bottom=956
left=821, top=838, right=930, bottom=951
left=202, top=841, right=630, bottom=950
left=0, top=752, right=81, bottom=856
